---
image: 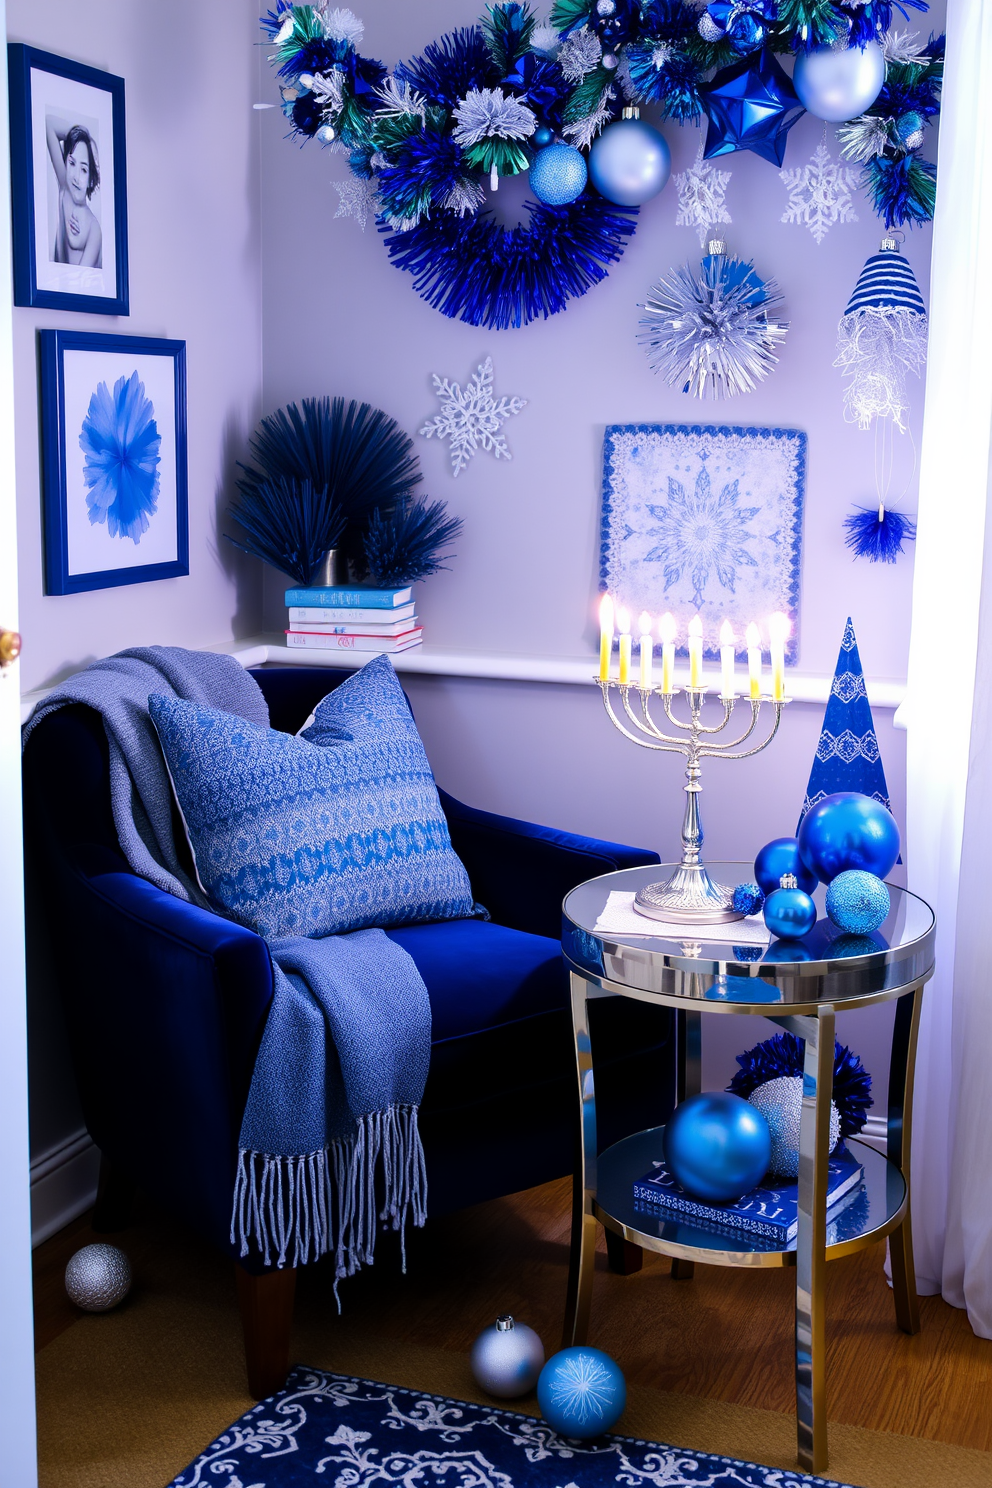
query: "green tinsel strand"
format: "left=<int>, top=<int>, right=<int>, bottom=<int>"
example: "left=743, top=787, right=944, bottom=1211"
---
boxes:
left=563, top=66, right=611, bottom=124
left=371, top=111, right=424, bottom=154
left=336, top=95, right=374, bottom=151
left=482, top=2, right=536, bottom=73
left=684, top=31, right=736, bottom=72
left=462, top=135, right=531, bottom=175
left=272, top=4, right=325, bottom=61
left=550, top=0, right=594, bottom=36
left=770, top=0, right=844, bottom=51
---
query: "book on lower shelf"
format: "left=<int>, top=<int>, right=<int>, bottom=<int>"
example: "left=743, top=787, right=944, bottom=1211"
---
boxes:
left=284, top=585, right=413, bottom=609
left=631, top=1144, right=865, bottom=1244
left=284, top=628, right=423, bottom=654
left=288, top=615, right=417, bottom=637
left=288, top=602, right=417, bottom=626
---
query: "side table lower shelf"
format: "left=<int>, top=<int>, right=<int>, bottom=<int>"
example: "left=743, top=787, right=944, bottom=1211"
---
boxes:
left=594, top=1128, right=907, bottom=1267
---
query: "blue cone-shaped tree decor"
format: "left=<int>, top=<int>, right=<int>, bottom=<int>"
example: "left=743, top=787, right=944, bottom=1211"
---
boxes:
left=797, top=617, right=894, bottom=831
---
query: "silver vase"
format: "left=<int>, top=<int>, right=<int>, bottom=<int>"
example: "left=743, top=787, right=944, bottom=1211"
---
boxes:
left=312, top=548, right=347, bottom=587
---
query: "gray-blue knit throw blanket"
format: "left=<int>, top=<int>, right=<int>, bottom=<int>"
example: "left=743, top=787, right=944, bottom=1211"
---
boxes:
left=24, top=647, right=430, bottom=1279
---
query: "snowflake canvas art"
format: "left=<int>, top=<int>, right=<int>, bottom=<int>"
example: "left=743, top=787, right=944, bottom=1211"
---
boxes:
left=40, top=330, right=188, bottom=593
left=600, top=424, right=806, bottom=660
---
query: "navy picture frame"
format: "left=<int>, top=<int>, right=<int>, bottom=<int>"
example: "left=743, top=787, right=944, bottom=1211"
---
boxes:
left=8, top=44, right=128, bottom=314
left=40, top=330, right=188, bottom=594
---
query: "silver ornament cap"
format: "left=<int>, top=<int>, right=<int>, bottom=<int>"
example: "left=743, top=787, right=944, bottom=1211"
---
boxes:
left=65, top=1242, right=132, bottom=1312
left=470, top=1315, right=545, bottom=1398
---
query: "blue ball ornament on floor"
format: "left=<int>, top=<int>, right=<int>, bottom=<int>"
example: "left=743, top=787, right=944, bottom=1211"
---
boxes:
left=529, top=142, right=588, bottom=206
left=754, top=837, right=817, bottom=896
left=470, top=1315, right=545, bottom=1399
left=763, top=876, right=817, bottom=939
left=537, top=1347, right=626, bottom=1439
left=663, top=1091, right=771, bottom=1203
left=797, top=791, right=900, bottom=884
left=825, top=869, right=890, bottom=935
left=588, top=117, right=671, bottom=206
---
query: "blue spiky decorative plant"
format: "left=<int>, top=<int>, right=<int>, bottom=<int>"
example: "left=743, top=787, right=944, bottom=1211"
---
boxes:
left=728, top=1031, right=873, bottom=1138
left=227, top=396, right=462, bottom=589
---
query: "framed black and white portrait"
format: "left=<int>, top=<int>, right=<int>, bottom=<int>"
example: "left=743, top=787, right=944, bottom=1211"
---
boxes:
left=8, top=45, right=128, bottom=315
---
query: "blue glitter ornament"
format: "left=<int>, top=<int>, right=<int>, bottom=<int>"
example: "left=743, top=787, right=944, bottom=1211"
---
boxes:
left=701, top=49, right=805, bottom=167
left=763, top=877, right=816, bottom=939
left=732, top=881, right=764, bottom=916
left=825, top=869, right=890, bottom=935
left=829, top=930, right=887, bottom=959
left=754, top=837, right=817, bottom=896
left=663, top=1092, right=771, bottom=1203
left=589, top=117, right=671, bottom=206
left=537, top=1347, right=626, bottom=1439
left=529, top=142, right=588, bottom=206
left=798, top=791, right=900, bottom=884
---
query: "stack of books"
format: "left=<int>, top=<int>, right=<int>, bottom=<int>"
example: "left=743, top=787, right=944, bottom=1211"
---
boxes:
left=632, top=1145, right=865, bottom=1245
left=284, top=584, right=422, bottom=654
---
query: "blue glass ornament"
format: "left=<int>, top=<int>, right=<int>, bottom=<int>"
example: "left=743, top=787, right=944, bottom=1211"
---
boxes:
left=537, top=1347, right=626, bottom=1439
left=533, top=126, right=554, bottom=148
left=589, top=117, right=671, bottom=206
left=763, top=880, right=816, bottom=939
left=529, top=143, right=588, bottom=206
left=663, top=1092, right=771, bottom=1203
left=754, top=837, right=817, bottom=896
left=825, top=869, right=890, bottom=935
left=793, top=41, right=885, bottom=124
left=732, top=881, right=764, bottom=916
left=702, top=1, right=776, bottom=56
left=798, top=791, right=900, bottom=884
left=701, top=49, right=805, bottom=167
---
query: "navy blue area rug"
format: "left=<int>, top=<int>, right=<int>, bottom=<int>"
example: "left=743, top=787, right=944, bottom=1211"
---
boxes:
left=168, top=1367, right=861, bottom=1488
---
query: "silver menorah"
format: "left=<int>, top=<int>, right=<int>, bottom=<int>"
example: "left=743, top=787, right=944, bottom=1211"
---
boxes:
left=599, top=678, right=789, bottom=923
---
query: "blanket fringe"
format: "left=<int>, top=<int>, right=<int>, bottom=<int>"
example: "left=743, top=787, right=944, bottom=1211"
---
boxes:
left=231, top=1103, right=427, bottom=1293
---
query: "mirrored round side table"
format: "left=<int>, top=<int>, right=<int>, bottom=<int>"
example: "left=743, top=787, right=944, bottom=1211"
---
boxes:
left=561, top=863, right=935, bottom=1476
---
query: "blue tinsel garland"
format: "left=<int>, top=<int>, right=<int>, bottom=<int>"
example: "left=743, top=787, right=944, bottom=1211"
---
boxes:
left=728, top=1031, right=873, bottom=1137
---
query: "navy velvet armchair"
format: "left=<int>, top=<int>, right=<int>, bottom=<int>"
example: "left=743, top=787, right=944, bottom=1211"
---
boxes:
left=22, top=665, right=676, bottom=1395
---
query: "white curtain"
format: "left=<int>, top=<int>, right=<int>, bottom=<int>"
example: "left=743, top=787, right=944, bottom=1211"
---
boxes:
left=902, top=0, right=992, bottom=1336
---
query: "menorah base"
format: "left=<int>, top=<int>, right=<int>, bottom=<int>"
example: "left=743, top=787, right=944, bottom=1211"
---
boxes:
left=633, top=863, right=745, bottom=925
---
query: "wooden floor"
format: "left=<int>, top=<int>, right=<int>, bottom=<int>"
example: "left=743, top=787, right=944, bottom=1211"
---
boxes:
left=33, top=1175, right=992, bottom=1456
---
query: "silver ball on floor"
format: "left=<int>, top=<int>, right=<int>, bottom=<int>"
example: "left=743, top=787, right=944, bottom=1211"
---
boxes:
left=65, top=1243, right=132, bottom=1312
left=470, top=1315, right=545, bottom=1398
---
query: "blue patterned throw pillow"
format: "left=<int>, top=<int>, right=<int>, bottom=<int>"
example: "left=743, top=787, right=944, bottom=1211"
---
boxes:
left=149, top=658, right=477, bottom=938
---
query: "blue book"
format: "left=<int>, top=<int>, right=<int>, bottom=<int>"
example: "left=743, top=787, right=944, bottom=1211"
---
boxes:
left=631, top=1144, right=864, bottom=1243
left=284, top=585, right=413, bottom=609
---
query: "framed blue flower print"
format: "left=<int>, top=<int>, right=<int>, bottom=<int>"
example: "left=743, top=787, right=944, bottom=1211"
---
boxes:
left=600, top=424, right=806, bottom=661
left=39, top=331, right=188, bottom=594
left=8, top=46, right=128, bottom=315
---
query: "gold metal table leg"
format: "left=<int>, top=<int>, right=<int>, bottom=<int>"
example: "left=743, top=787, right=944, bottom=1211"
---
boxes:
left=563, top=971, right=598, bottom=1348
left=887, top=983, right=923, bottom=1335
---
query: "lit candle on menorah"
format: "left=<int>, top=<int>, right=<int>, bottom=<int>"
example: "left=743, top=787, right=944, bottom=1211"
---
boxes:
left=597, top=602, right=791, bottom=924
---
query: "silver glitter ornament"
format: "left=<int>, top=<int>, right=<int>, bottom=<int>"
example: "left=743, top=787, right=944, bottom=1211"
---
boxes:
left=65, top=1243, right=132, bottom=1311
left=470, top=1314, right=545, bottom=1398
left=748, top=1075, right=841, bottom=1178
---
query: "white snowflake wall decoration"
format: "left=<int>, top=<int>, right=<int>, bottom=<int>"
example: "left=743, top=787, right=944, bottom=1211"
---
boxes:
left=420, top=357, right=526, bottom=477
left=780, top=141, right=859, bottom=244
left=674, top=141, right=732, bottom=247
left=333, top=176, right=381, bottom=230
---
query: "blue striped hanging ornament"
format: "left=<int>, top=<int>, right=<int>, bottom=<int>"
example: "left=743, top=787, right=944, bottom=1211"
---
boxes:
left=834, top=237, right=928, bottom=433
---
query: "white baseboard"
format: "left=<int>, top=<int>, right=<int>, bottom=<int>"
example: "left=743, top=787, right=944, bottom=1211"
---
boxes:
left=30, top=1127, right=99, bottom=1247
left=858, top=1116, right=888, bottom=1153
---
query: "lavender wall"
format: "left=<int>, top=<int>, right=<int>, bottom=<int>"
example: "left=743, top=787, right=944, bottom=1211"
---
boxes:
left=10, top=0, right=265, bottom=1186
left=258, top=0, right=940, bottom=1092
left=11, top=0, right=265, bottom=697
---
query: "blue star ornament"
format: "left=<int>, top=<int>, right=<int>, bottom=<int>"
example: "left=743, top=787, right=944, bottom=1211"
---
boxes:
left=701, top=49, right=806, bottom=167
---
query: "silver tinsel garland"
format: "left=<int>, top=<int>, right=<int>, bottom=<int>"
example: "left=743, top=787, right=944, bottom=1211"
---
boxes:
left=638, top=246, right=789, bottom=399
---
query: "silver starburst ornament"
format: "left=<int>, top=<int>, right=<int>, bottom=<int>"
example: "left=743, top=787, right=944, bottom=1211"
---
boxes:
left=638, top=242, right=789, bottom=400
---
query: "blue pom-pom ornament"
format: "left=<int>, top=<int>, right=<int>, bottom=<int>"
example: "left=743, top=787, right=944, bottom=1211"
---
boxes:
left=537, top=1347, right=626, bottom=1439
left=825, top=869, right=890, bottom=934
left=528, top=143, right=588, bottom=206
left=732, top=881, right=764, bottom=916
left=664, top=1092, right=771, bottom=1203
left=798, top=791, right=900, bottom=883
left=763, top=878, right=817, bottom=939
left=754, top=837, right=817, bottom=896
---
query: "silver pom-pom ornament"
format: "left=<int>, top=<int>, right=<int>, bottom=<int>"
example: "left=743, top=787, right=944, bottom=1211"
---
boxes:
left=470, top=1314, right=545, bottom=1398
left=748, top=1075, right=841, bottom=1178
left=65, top=1243, right=132, bottom=1312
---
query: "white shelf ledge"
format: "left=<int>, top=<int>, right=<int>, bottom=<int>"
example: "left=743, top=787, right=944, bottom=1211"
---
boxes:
left=18, top=635, right=908, bottom=722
